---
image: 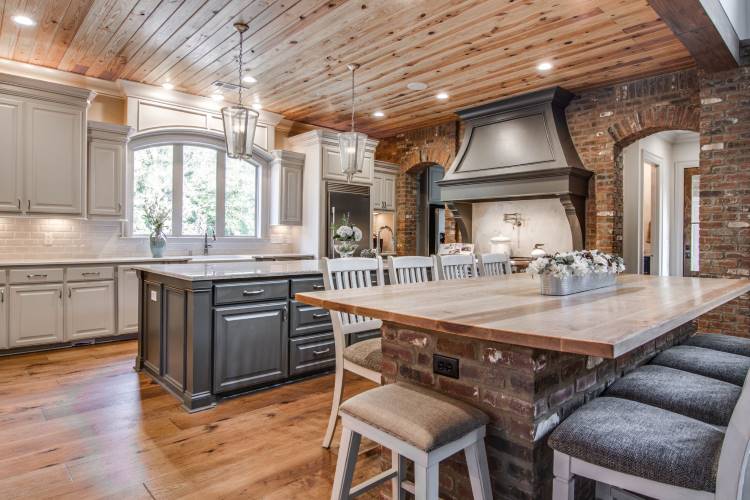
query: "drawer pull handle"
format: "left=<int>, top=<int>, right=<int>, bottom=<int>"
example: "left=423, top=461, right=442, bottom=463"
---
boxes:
left=312, top=284, right=325, bottom=290
left=81, top=271, right=100, bottom=276
left=27, top=273, right=48, bottom=279
left=312, top=313, right=329, bottom=319
left=312, top=348, right=331, bottom=356
left=242, top=289, right=265, bottom=296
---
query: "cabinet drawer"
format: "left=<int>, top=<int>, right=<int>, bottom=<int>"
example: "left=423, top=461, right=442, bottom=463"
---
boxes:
left=290, top=332, right=335, bottom=376
left=290, top=300, right=332, bottom=337
left=349, top=329, right=381, bottom=345
left=66, top=266, right=114, bottom=282
left=290, top=276, right=325, bottom=297
left=9, top=268, right=64, bottom=284
left=214, top=280, right=289, bottom=305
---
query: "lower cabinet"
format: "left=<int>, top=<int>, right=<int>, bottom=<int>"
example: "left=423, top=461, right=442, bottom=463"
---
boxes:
left=0, top=286, right=7, bottom=350
left=289, top=332, right=335, bottom=376
left=9, top=283, right=64, bottom=347
left=213, top=301, right=288, bottom=393
left=117, top=266, right=139, bottom=334
left=65, top=280, right=115, bottom=341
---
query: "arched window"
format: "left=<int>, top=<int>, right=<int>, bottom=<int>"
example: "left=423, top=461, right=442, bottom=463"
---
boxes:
left=128, top=130, right=269, bottom=238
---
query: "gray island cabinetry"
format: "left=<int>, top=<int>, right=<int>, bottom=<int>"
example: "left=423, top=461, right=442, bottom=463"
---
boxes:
left=132, top=261, right=336, bottom=412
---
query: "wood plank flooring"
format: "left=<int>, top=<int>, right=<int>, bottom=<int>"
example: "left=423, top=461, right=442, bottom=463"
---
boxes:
left=0, top=341, right=383, bottom=499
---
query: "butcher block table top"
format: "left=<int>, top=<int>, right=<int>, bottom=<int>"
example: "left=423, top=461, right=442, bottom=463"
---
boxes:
left=296, top=274, right=750, bottom=358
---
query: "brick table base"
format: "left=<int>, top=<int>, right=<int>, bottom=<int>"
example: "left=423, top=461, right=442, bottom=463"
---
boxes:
left=379, top=321, right=695, bottom=500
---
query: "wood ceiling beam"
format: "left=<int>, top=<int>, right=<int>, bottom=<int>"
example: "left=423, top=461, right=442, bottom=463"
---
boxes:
left=648, top=0, right=739, bottom=73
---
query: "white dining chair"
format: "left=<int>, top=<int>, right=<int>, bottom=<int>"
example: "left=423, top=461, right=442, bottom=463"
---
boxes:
left=477, top=253, right=512, bottom=277
left=321, top=256, right=385, bottom=449
left=387, top=255, right=439, bottom=284
left=435, top=253, right=478, bottom=280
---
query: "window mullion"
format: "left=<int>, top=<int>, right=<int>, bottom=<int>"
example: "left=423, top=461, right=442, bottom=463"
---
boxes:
left=173, top=144, right=183, bottom=236
left=216, top=152, right=226, bottom=237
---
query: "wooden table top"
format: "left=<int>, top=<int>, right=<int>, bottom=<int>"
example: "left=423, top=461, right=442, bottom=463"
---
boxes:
left=296, top=274, right=750, bottom=358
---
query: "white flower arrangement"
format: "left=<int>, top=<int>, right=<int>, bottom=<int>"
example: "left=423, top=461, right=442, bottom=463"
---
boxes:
left=527, top=250, right=625, bottom=278
left=332, top=215, right=363, bottom=243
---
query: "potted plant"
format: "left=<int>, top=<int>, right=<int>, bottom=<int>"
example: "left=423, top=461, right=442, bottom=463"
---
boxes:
left=142, top=195, right=171, bottom=258
left=331, top=215, right=363, bottom=258
left=527, top=250, right=625, bottom=295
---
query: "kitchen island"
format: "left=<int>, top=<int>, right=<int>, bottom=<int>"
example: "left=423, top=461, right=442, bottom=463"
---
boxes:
left=296, top=273, right=750, bottom=499
left=132, top=260, right=343, bottom=412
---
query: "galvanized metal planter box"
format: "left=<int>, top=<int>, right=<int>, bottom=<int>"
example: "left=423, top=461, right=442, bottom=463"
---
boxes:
left=539, top=272, right=617, bottom=296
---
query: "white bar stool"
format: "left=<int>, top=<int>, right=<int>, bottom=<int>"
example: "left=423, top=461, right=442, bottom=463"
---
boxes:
left=331, top=382, right=493, bottom=500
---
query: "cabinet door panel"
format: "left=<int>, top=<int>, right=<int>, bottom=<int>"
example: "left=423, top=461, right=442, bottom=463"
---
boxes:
left=26, top=101, right=83, bottom=214
left=0, top=286, right=7, bottom=350
left=9, top=284, right=64, bottom=347
left=0, top=96, right=22, bottom=213
left=382, top=174, right=396, bottom=211
left=371, top=175, right=383, bottom=209
left=117, top=266, right=139, bottom=334
left=88, top=142, right=122, bottom=216
left=281, top=165, right=303, bottom=224
left=143, top=281, right=162, bottom=374
left=163, top=286, right=185, bottom=391
left=214, top=301, right=288, bottom=393
left=65, top=281, right=115, bottom=341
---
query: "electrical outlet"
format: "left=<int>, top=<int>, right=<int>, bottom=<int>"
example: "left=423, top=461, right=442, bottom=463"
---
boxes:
left=433, top=354, right=459, bottom=379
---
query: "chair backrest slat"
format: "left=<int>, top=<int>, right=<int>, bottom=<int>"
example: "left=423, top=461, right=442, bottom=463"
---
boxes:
left=716, top=371, right=750, bottom=499
left=436, top=253, right=478, bottom=281
left=478, top=253, right=512, bottom=277
left=322, top=257, right=384, bottom=336
left=387, top=256, right=439, bottom=284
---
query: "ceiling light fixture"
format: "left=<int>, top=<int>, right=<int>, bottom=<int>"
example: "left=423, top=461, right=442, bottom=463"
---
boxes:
left=251, top=102, right=262, bottom=111
left=211, top=93, right=224, bottom=101
left=373, top=111, right=385, bottom=118
left=537, top=61, right=553, bottom=71
left=11, top=15, right=35, bottom=26
left=162, top=82, right=174, bottom=90
left=338, top=63, right=368, bottom=184
left=407, top=82, right=428, bottom=91
left=221, top=22, right=259, bottom=161
left=242, top=74, right=257, bottom=84
left=436, top=92, right=449, bottom=100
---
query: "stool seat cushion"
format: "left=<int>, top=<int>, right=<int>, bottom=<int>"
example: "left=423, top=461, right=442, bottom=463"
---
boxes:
left=684, top=333, right=750, bottom=358
left=548, top=397, right=724, bottom=492
left=604, top=365, right=741, bottom=426
left=343, top=338, right=382, bottom=372
left=650, top=345, right=750, bottom=386
left=339, top=382, right=489, bottom=452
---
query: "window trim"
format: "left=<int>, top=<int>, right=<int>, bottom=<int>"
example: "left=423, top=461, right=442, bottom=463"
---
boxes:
left=126, top=128, right=272, bottom=239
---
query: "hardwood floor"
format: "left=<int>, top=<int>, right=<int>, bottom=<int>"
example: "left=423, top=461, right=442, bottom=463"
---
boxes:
left=0, top=341, right=384, bottom=499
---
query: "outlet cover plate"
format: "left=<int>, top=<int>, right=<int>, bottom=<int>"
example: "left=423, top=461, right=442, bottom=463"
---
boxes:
left=433, top=354, right=459, bottom=379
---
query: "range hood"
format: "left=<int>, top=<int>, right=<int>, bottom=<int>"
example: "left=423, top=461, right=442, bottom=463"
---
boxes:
left=438, top=87, right=592, bottom=249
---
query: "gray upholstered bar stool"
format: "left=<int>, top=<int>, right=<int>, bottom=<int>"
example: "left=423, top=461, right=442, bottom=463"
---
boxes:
left=649, top=345, right=750, bottom=386
left=331, top=382, right=493, bottom=500
left=549, top=371, right=750, bottom=500
left=684, top=333, right=750, bottom=357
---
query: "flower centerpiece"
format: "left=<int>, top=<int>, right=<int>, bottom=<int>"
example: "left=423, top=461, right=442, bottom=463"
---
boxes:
left=527, top=250, right=625, bottom=296
left=142, top=195, right=171, bottom=258
left=331, top=215, right=363, bottom=258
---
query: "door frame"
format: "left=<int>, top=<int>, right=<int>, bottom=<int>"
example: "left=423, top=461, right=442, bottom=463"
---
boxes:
left=673, top=160, right=699, bottom=277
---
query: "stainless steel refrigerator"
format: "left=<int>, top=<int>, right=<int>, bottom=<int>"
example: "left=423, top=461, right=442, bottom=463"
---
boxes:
left=326, top=182, right=371, bottom=258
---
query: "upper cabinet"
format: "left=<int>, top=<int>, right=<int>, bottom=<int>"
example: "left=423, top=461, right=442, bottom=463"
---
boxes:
left=88, top=122, right=131, bottom=218
left=373, top=160, right=399, bottom=211
left=287, top=130, right=378, bottom=186
left=0, top=73, right=93, bottom=217
left=270, top=150, right=305, bottom=226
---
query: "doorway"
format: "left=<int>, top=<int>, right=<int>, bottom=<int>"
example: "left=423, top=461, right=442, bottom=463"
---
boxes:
left=681, top=167, right=700, bottom=276
left=642, top=159, right=659, bottom=275
left=416, top=165, right=445, bottom=256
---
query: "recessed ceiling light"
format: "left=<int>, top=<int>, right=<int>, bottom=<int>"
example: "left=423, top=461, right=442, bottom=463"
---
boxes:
left=537, top=61, right=553, bottom=71
left=162, top=82, right=174, bottom=90
left=407, top=82, right=428, bottom=91
left=242, top=75, right=257, bottom=84
left=251, top=102, right=262, bottom=111
left=11, top=15, right=35, bottom=26
left=436, top=92, right=449, bottom=100
left=373, top=111, right=385, bottom=118
left=210, top=94, right=224, bottom=102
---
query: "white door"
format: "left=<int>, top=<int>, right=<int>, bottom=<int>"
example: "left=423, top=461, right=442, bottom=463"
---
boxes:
left=382, top=174, right=396, bottom=211
left=0, top=286, right=7, bottom=350
left=9, top=284, right=64, bottom=347
left=25, top=100, right=84, bottom=214
left=0, top=96, right=23, bottom=213
left=117, top=266, right=139, bottom=335
left=66, top=281, right=115, bottom=341
left=372, top=174, right=383, bottom=209
left=88, top=141, right=123, bottom=216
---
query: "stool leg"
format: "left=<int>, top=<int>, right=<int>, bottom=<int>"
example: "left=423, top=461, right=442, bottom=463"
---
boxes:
left=465, top=441, right=492, bottom=500
left=414, top=463, right=439, bottom=500
left=323, top=362, right=345, bottom=448
left=331, top=428, right=361, bottom=500
left=391, top=449, right=406, bottom=500
left=552, top=452, right=575, bottom=500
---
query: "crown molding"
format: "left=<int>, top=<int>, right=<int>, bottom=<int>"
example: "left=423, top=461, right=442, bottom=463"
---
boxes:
left=0, top=58, right=119, bottom=98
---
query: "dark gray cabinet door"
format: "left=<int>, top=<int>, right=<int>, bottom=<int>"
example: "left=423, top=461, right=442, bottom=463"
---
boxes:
left=213, top=301, right=288, bottom=394
left=143, top=281, right=162, bottom=374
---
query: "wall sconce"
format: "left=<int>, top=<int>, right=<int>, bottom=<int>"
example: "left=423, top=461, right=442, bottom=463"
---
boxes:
left=504, top=213, right=522, bottom=227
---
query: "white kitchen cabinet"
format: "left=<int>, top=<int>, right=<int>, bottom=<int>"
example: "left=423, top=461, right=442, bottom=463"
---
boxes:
left=25, top=100, right=85, bottom=214
left=88, top=122, right=130, bottom=217
left=65, top=281, right=115, bottom=341
left=270, top=150, right=305, bottom=226
left=9, top=284, right=64, bottom=347
left=371, top=175, right=383, bottom=210
left=117, top=266, right=139, bottom=335
left=0, top=286, right=7, bottom=350
left=0, top=96, right=23, bottom=213
left=321, top=142, right=375, bottom=185
left=382, top=175, right=396, bottom=210
left=373, top=161, right=399, bottom=211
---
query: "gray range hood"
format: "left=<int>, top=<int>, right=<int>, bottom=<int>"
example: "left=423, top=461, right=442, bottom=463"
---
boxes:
left=438, top=87, right=592, bottom=249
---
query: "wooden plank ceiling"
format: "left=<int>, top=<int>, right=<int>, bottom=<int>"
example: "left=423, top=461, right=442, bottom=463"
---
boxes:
left=0, top=0, right=695, bottom=137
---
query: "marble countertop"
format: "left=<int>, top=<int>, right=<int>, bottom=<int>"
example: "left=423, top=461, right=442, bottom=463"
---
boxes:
left=132, top=259, right=324, bottom=281
left=0, top=253, right=314, bottom=267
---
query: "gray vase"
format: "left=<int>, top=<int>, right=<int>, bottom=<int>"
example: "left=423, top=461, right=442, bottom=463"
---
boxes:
left=149, top=231, right=167, bottom=258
